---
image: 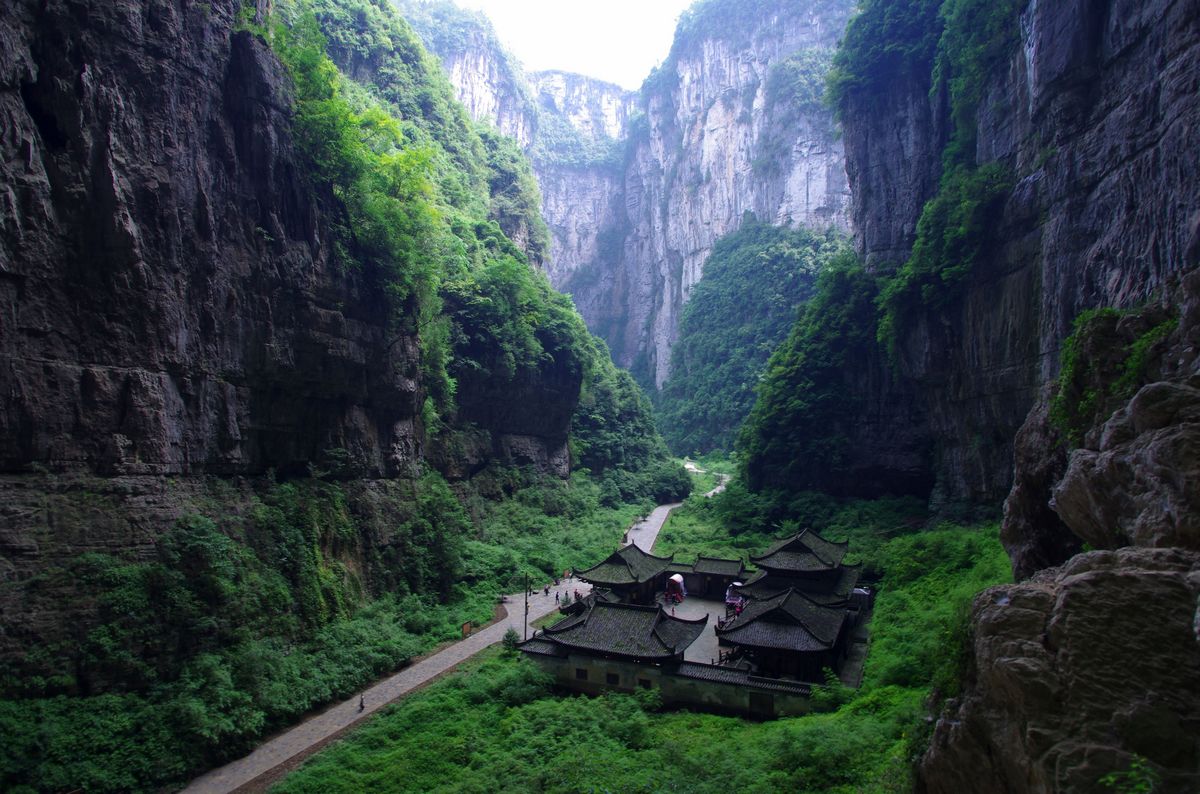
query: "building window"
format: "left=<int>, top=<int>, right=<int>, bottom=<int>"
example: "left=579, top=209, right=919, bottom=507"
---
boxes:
left=606, top=672, right=620, bottom=685
left=575, top=668, right=588, bottom=681
left=638, top=678, right=652, bottom=689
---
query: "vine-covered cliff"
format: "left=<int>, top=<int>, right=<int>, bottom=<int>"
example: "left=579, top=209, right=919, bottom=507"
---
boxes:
left=401, top=0, right=855, bottom=386
left=0, top=0, right=685, bottom=788
left=798, top=0, right=1200, bottom=788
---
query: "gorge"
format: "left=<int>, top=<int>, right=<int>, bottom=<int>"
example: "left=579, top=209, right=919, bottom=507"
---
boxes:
left=1, top=0, right=1198, bottom=792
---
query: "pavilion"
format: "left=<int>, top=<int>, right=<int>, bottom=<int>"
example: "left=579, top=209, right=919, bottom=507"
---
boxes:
left=714, top=588, right=851, bottom=680
left=575, top=543, right=674, bottom=604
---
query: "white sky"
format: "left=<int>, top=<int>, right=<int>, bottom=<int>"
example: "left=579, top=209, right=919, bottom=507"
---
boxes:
left=451, top=0, right=696, bottom=89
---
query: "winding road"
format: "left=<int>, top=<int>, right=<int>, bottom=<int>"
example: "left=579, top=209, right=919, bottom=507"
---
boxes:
left=184, top=465, right=727, bottom=793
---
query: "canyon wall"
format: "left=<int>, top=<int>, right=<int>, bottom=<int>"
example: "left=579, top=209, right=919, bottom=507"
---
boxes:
left=0, top=0, right=580, bottom=662
left=832, top=0, right=1200, bottom=788
left=405, top=0, right=855, bottom=386
left=841, top=0, right=1200, bottom=504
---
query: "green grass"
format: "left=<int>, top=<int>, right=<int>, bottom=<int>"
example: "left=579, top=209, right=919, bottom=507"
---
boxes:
left=274, top=505, right=1011, bottom=794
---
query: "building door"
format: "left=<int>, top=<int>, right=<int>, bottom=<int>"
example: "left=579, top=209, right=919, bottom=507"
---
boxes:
left=749, top=691, right=774, bottom=719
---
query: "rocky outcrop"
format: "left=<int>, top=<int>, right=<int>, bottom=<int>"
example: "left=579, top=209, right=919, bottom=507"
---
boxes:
left=920, top=547, right=1200, bottom=793
left=838, top=0, right=1200, bottom=503
left=915, top=4, right=1200, bottom=779
left=406, top=0, right=855, bottom=386
left=0, top=0, right=580, bottom=664
left=1053, top=381, right=1200, bottom=550
left=530, top=70, right=632, bottom=142
left=0, top=0, right=422, bottom=480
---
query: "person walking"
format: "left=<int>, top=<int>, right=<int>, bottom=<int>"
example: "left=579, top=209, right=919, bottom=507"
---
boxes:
left=358, top=693, right=365, bottom=713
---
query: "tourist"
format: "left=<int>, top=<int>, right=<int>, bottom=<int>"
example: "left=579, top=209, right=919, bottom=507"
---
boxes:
left=555, top=591, right=560, bottom=604
left=358, top=693, right=365, bottom=713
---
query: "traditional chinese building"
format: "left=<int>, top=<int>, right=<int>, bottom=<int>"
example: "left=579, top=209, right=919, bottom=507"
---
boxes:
left=736, top=528, right=870, bottom=610
left=666, top=556, right=748, bottom=600
left=575, top=543, right=673, bottom=604
left=520, top=598, right=814, bottom=718
left=715, top=588, right=851, bottom=680
left=520, top=600, right=706, bottom=676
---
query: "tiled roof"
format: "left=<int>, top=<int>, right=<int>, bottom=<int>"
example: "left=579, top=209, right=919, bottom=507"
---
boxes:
left=692, top=556, right=746, bottom=576
left=737, top=565, right=861, bottom=602
left=536, top=601, right=706, bottom=660
left=716, top=589, right=846, bottom=652
left=750, top=529, right=848, bottom=573
left=675, top=662, right=813, bottom=695
left=577, top=544, right=673, bottom=585
left=518, top=638, right=564, bottom=657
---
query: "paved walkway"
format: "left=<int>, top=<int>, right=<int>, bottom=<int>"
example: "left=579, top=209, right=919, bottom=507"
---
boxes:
left=186, top=465, right=726, bottom=793
left=623, top=501, right=681, bottom=552
left=182, top=582, right=589, bottom=793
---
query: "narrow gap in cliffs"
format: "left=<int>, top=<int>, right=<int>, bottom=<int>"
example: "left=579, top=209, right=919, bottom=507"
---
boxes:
left=20, top=80, right=68, bottom=151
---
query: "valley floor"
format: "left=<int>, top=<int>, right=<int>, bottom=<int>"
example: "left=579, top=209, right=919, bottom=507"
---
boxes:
left=269, top=489, right=1011, bottom=794
left=184, top=482, right=692, bottom=792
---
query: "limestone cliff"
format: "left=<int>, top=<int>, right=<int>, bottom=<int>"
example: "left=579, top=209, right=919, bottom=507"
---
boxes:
left=837, top=0, right=1200, bottom=504
left=402, top=0, right=855, bottom=386
left=829, top=0, right=1200, bottom=788
left=0, top=0, right=583, bottom=667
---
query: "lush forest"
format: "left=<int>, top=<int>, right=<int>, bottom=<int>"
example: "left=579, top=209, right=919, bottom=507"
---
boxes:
left=655, top=221, right=848, bottom=456
left=275, top=489, right=1010, bottom=793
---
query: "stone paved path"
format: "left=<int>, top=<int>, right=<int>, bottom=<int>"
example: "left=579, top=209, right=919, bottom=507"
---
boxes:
left=182, top=582, right=588, bottom=793
left=623, top=500, right=681, bottom=552
left=185, top=465, right=727, bottom=793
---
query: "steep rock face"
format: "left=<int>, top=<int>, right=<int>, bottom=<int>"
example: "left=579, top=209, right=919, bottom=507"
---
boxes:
left=841, top=0, right=1200, bottom=502
left=920, top=548, right=1200, bottom=793
left=390, top=0, right=537, bottom=148
left=527, top=71, right=633, bottom=288
left=530, top=70, right=632, bottom=142
left=406, top=0, right=855, bottom=386
left=442, top=31, right=536, bottom=148
left=906, top=5, right=1200, bottom=788
left=580, top=1, right=856, bottom=385
left=0, top=0, right=578, bottom=661
left=0, top=0, right=421, bottom=480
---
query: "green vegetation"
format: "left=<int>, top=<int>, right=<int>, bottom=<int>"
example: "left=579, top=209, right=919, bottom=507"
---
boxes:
left=830, top=0, right=1023, bottom=357
left=0, top=2, right=686, bottom=790
left=1050, top=308, right=1178, bottom=446
left=573, top=336, right=692, bottom=505
left=0, top=478, right=478, bottom=792
left=531, top=108, right=625, bottom=170
left=0, top=465, right=669, bottom=792
left=274, top=494, right=1010, bottom=793
left=875, top=162, right=1013, bottom=356
left=827, top=0, right=943, bottom=111
left=656, top=222, right=848, bottom=456
left=736, top=253, right=882, bottom=493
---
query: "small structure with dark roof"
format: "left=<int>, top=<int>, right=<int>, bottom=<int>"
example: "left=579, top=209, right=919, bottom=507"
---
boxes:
left=669, top=556, right=748, bottom=599
left=736, top=563, right=863, bottom=604
left=575, top=543, right=674, bottom=604
left=715, top=588, right=851, bottom=680
left=749, top=528, right=848, bottom=591
left=530, top=600, right=707, bottom=662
